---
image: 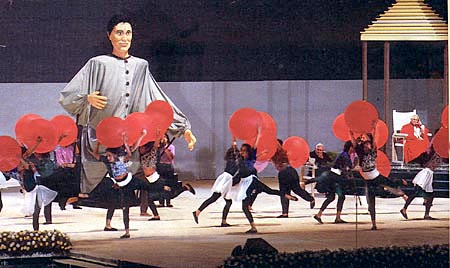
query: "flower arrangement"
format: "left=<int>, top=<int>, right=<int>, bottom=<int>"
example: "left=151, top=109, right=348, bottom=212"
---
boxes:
left=0, top=230, right=72, bottom=257
left=222, top=244, right=449, bottom=268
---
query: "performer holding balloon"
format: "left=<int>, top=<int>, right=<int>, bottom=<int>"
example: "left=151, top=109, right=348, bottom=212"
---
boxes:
left=88, top=131, right=172, bottom=238
left=134, top=130, right=195, bottom=222
left=192, top=138, right=240, bottom=227
left=59, top=14, right=197, bottom=194
left=8, top=135, right=59, bottom=231
left=156, top=132, right=177, bottom=208
left=350, top=129, right=407, bottom=230
left=233, top=143, right=297, bottom=233
left=27, top=151, right=59, bottom=225
left=307, top=140, right=354, bottom=224
left=54, top=143, right=82, bottom=210
left=228, top=108, right=297, bottom=233
left=272, top=139, right=315, bottom=219
left=18, top=159, right=57, bottom=231
left=342, top=100, right=407, bottom=230
left=400, top=151, right=441, bottom=221
left=51, top=115, right=83, bottom=210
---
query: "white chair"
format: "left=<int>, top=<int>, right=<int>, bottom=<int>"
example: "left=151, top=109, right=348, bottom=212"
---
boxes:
left=391, top=109, right=416, bottom=164
left=300, top=158, right=317, bottom=197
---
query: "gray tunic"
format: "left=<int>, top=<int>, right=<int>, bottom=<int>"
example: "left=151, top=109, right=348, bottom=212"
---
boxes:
left=59, top=54, right=190, bottom=134
left=59, top=54, right=191, bottom=192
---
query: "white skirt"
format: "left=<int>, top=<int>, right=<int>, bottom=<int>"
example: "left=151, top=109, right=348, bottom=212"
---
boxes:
left=0, top=172, right=6, bottom=188
left=22, top=185, right=57, bottom=216
left=412, top=167, right=434, bottom=193
left=211, top=172, right=233, bottom=199
left=361, top=169, right=380, bottom=180
left=234, top=175, right=255, bottom=202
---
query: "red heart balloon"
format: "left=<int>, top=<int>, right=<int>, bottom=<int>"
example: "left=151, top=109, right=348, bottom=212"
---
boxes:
left=228, top=108, right=262, bottom=140
left=376, top=150, right=391, bottom=177
left=441, top=105, right=448, bottom=129
left=96, top=117, right=126, bottom=148
left=255, top=134, right=278, bottom=161
left=344, top=100, right=379, bottom=133
left=50, top=115, right=78, bottom=147
left=144, top=100, right=174, bottom=133
left=125, top=112, right=160, bottom=146
left=18, top=118, right=58, bottom=153
left=15, top=113, right=42, bottom=145
left=258, top=111, right=277, bottom=137
left=282, top=136, right=310, bottom=165
left=374, top=120, right=389, bottom=148
left=332, top=113, right=351, bottom=142
left=0, top=136, right=22, bottom=172
left=433, top=127, right=449, bottom=158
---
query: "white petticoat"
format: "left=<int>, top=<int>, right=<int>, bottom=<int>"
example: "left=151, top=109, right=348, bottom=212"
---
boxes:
left=22, top=185, right=57, bottom=216
left=234, top=175, right=255, bottom=202
left=145, top=172, right=160, bottom=183
left=0, top=172, right=6, bottom=188
left=361, top=169, right=380, bottom=180
left=412, top=167, right=434, bottom=193
left=210, top=172, right=233, bottom=199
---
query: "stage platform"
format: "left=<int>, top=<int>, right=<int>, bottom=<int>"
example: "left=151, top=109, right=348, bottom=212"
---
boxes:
left=0, top=177, right=448, bottom=268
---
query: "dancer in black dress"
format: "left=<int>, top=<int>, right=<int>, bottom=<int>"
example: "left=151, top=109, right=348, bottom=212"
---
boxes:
left=400, top=152, right=441, bottom=220
left=134, top=130, right=195, bottom=221
left=89, top=134, right=166, bottom=238
left=233, top=143, right=297, bottom=233
left=16, top=159, right=57, bottom=231
left=308, top=141, right=354, bottom=224
left=351, top=129, right=406, bottom=230
left=193, top=139, right=239, bottom=227
left=271, top=140, right=315, bottom=218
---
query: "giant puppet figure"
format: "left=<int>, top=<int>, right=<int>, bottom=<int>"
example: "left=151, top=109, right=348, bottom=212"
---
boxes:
left=59, top=14, right=196, bottom=192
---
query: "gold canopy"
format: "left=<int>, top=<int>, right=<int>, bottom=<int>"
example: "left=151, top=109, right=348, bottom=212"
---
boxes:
left=360, top=0, right=448, bottom=41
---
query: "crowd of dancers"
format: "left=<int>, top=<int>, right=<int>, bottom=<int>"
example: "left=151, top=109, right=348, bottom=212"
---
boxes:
left=0, top=128, right=443, bottom=238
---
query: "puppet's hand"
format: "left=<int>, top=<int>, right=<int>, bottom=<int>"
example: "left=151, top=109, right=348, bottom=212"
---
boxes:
left=184, top=129, right=197, bottom=151
left=87, top=91, right=108, bottom=110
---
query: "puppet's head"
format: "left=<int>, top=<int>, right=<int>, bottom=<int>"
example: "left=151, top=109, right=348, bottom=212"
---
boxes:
left=107, top=14, right=133, bottom=58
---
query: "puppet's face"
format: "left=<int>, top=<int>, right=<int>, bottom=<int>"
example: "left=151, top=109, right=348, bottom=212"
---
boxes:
left=109, top=22, right=132, bottom=57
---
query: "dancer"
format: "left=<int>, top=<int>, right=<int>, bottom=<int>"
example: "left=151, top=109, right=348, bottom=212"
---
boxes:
left=271, top=140, right=315, bottom=218
left=27, top=152, right=59, bottom=225
left=309, top=140, right=354, bottom=224
left=157, top=133, right=176, bottom=207
left=89, top=133, right=168, bottom=238
left=17, top=159, right=57, bottom=231
left=351, top=128, right=406, bottom=230
left=54, top=143, right=82, bottom=210
left=59, top=14, right=197, bottom=194
left=135, top=130, right=195, bottom=221
left=0, top=171, right=7, bottom=213
left=400, top=152, right=441, bottom=220
left=192, top=138, right=239, bottom=227
left=233, top=143, right=297, bottom=233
